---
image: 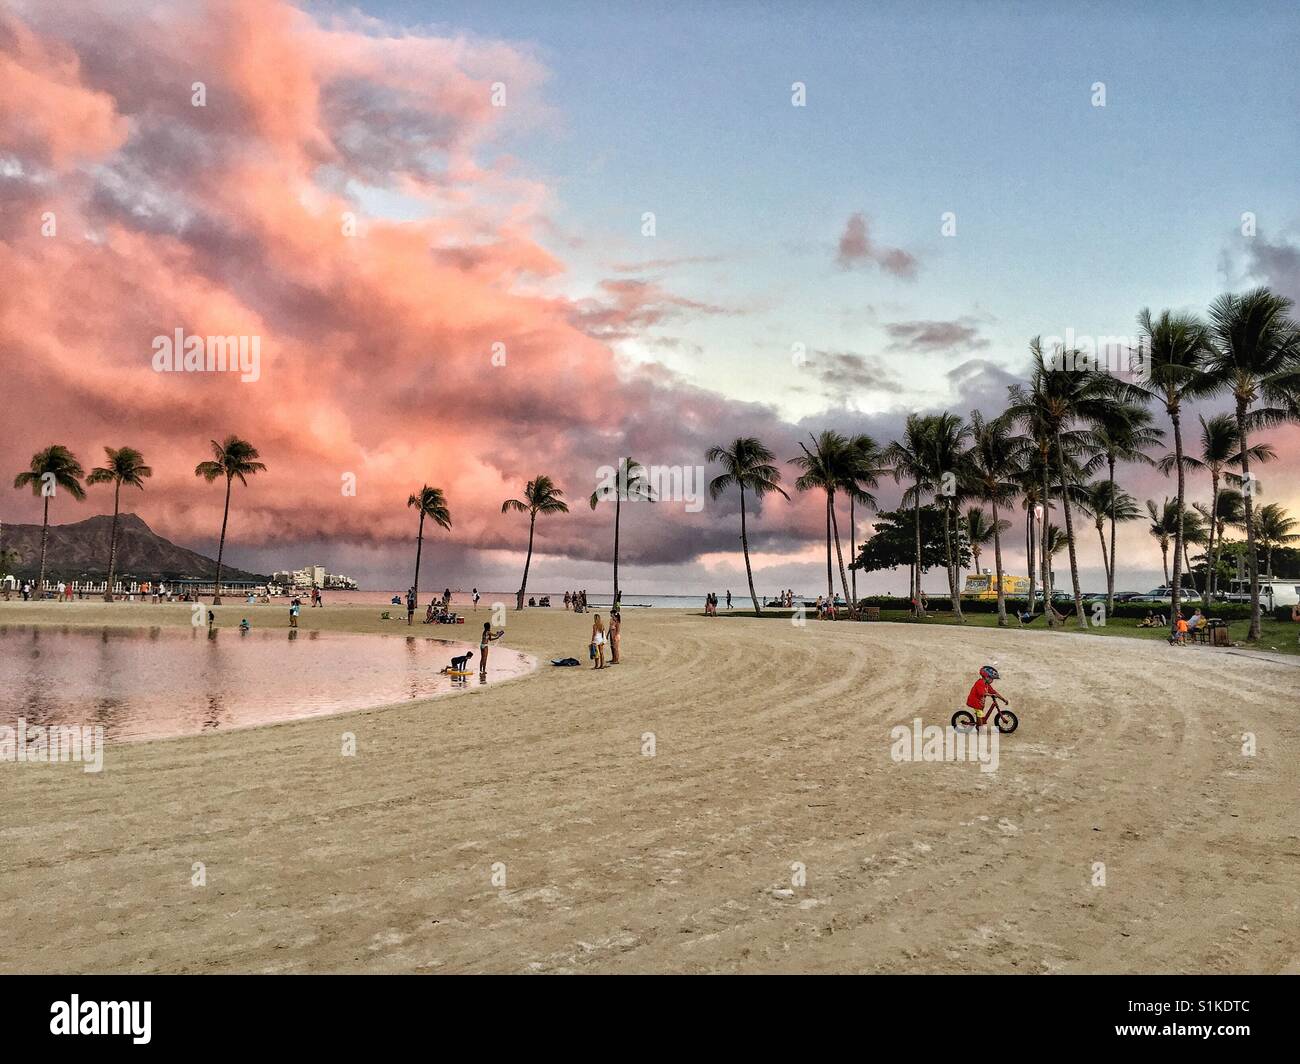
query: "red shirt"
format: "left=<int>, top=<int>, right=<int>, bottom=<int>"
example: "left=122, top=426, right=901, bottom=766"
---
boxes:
left=966, top=677, right=999, bottom=710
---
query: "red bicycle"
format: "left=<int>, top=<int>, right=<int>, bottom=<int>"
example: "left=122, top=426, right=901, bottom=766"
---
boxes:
left=951, top=694, right=1018, bottom=734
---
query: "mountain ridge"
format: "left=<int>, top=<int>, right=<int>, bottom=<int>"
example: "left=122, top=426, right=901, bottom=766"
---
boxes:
left=0, top=513, right=266, bottom=582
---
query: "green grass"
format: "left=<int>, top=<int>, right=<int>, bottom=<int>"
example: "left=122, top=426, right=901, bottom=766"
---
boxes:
left=877, top=608, right=1300, bottom=654
left=715, top=604, right=1300, bottom=655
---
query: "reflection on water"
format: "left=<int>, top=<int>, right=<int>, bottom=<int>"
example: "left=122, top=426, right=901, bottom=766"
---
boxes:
left=0, top=625, right=533, bottom=743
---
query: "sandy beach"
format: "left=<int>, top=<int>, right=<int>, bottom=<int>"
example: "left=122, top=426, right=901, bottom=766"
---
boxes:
left=2, top=600, right=1298, bottom=974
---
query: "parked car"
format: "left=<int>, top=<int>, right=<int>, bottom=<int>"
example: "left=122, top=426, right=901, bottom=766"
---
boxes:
left=1132, top=583, right=1203, bottom=604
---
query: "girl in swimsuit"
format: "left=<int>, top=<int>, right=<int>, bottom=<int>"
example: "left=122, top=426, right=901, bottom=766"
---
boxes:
left=479, top=621, right=502, bottom=675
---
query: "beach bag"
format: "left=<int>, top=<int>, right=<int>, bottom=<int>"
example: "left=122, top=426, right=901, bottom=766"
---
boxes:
left=589, top=642, right=597, bottom=660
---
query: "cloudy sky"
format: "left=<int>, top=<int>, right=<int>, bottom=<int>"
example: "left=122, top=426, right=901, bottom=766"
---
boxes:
left=2, top=0, right=1298, bottom=595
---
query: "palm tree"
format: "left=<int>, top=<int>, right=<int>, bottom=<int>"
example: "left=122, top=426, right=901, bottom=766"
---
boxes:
left=1159, top=412, right=1273, bottom=601
left=964, top=508, right=993, bottom=583
left=923, top=413, right=971, bottom=621
left=1195, top=489, right=1246, bottom=598
left=1082, top=480, right=1139, bottom=594
left=844, top=433, right=887, bottom=608
left=502, top=476, right=568, bottom=610
left=1086, top=403, right=1162, bottom=611
left=86, top=447, right=153, bottom=602
left=14, top=445, right=86, bottom=596
left=1146, top=497, right=1180, bottom=586
left=1179, top=507, right=1210, bottom=600
left=406, top=485, right=452, bottom=623
left=1016, top=460, right=1046, bottom=616
left=588, top=457, right=655, bottom=604
left=1254, top=503, right=1299, bottom=580
left=791, top=431, right=860, bottom=617
left=965, top=411, right=1022, bottom=626
left=1008, top=340, right=1138, bottom=626
left=884, top=416, right=932, bottom=616
left=194, top=437, right=266, bottom=604
left=1042, top=523, right=1068, bottom=562
left=1134, top=308, right=1214, bottom=632
left=706, top=438, right=789, bottom=615
left=1204, top=288, right=1300, bottom=639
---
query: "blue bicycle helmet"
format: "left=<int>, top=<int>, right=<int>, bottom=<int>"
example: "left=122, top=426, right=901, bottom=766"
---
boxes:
left=979, top=664, right=1000, bottom=682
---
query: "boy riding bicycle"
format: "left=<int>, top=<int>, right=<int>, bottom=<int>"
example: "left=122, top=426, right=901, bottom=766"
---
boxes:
left=965, top=664, right=1004, bottom=726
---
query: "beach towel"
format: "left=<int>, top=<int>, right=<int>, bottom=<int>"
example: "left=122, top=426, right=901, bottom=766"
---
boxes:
left=550, top=657, right=581, bottom=667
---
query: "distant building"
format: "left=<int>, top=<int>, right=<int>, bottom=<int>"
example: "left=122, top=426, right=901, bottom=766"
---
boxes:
left=270, top=565, right=357, bottom=590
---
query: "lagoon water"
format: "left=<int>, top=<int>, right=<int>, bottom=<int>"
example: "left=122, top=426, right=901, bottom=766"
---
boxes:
left=0, top=625, right=533, bottom=743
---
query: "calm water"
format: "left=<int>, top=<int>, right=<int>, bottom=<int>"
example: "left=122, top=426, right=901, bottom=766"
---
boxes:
left=310, top=591, right=745, bottom=609
left=0, top=625, right=534, bottom=743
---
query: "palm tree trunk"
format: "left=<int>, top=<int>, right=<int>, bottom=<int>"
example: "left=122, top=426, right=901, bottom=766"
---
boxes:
left=1096, top=524, right=1110, bottom=587
left=517, top=511, right=536, bottom=610
left=410, top=511, right=425, bottom=624
left=1161, top=543, right=1169, bottom=586
left=214, top=475, right=232, bottom=604
left=1040, top=459, right=1054, bottom=626
left=1025, top=507, right=1036, bottom=616
left=740, top=484, right=761, bottom=616
left=943, top=502, right=963, bottom=621
left=992, top=498, right=1007, bottom=626
left=849, top=495, right=857, bottom=607
left=1184, top=537, right=1202, bottom=602
left=913, top=484, right=923, bottom=615
left=1212, top=517, right=1227, bottom=603
left=613, top=495, right=622, bottom=604
left=38, top=494, right=50, bottom=597
left=1206, top=472, right=1219, bottom=601
left=105, top=480, right=121, bottom=602
left=1169, top=409, right=1186, bottom=635
left=1052, top=443, right=1086, bottom=627
left=824, top=495, right=833, bottom=602
left=1106, top=456, right=1118, bottom=611
left=828, top=494, right=855, bottom=618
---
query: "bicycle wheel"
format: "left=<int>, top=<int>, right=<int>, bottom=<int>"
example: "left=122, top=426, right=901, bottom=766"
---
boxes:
left=951, top=709, right=977, bottom=730
left=994, top=709, right=1018, bottom=734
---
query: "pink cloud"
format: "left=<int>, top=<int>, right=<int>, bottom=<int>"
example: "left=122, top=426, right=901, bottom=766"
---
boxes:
left=0, top=0, right=818, bottom=577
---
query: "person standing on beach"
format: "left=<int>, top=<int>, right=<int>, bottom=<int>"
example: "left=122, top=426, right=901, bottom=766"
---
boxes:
left=726, top=589, right=732, bottom=610
left=479, top=621, right=503, bottom=675
left=406, top=587, right=415, bottom=625
left=472, top=587, right=480, bottom=611
left=564, top=591, right=571, bottom=611
left=608, top=610, right=621, bottom=665
left=289, top=597, right=300, bottom=628
left=590, top=614, right=607, bottom=669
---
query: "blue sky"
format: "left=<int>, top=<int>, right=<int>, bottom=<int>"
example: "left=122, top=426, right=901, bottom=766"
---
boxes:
left=333, top=0, right=1300, bottom=418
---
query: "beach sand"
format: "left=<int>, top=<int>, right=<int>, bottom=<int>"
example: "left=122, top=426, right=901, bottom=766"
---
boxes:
left=2, top=600, right=1297, bottom=974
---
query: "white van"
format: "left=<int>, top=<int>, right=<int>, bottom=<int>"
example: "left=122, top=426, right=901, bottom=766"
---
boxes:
left=1225, top=578, right=1300, bottom=608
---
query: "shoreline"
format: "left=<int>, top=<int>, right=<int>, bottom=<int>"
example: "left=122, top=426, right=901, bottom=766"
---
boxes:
left=3, top=600, right=1298, bottom=974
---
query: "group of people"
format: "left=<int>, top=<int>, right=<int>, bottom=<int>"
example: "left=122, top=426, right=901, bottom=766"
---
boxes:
left=1167, top=609, right=1211, bottom=646
left=424, top=599, right=459, bottom=624
left=405, top=586, right=471, bottom=624
left=14, top=580, right=90, bottom=601
left=703, top=591, right=730, bottom=616
left=564, top=590, right=590, bottom=613
left=588, top=608, right=621, bottom=668
left=1137, top=611, right=1170, bottom=628
left=814, top=594, right=845, bottom=619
